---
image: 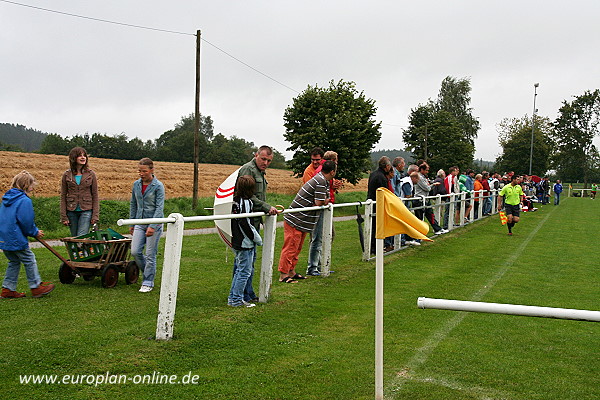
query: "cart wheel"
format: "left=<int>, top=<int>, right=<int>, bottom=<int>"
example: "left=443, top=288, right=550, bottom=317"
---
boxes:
left=59, top=262, right=76, bottom=284
left=124, top=261, right=139, bottom=285
left=101, top=264, right=119, bottom=288
left=82, top=274, right=95, bottom=281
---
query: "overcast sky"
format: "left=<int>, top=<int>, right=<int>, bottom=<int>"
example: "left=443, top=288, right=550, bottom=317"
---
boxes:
left=1, top=0, right=599, bottom=162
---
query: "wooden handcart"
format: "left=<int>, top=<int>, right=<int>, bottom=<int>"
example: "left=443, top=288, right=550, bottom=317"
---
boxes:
left=38, top=228, right=139, bottom=288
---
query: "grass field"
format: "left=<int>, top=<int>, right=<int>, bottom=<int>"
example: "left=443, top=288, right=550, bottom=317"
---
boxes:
left=1, top=197, right=599, bottom=399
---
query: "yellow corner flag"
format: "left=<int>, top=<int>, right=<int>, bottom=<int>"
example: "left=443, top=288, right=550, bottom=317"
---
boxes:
left=375, top=187, right=432, bottom=241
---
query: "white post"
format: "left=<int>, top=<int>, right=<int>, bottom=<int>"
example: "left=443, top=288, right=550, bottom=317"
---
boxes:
left=469, top=191, right=475, bottom=221
left=375, top=238, right=384, bottom=400
left=156, top=213, right=185, bottom=341
left=448, top=193, right=456, bottom=231
left=417, top=297, right=600, bottom=322
left=321, top=203, right=334, bottom=277
left=363, top=200, right=374, bottom=261
left=434, top=194, right=442, bottom=223
left=259, top=214, right=277, bottom=303
left=491, top=190, right=497, bottom=215
left=459, top=192, right=466, bottom=226
left=478, top=190, right=484, bottom=219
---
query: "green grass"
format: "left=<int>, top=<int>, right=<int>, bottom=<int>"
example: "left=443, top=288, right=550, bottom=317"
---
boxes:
left=1, top=197, right=598, bottom=399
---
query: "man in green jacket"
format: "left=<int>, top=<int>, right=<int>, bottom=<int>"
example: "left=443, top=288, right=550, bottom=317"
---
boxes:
left=235, top=146, right=279, bottom=303
left=238, top=145, right=279, bottom=231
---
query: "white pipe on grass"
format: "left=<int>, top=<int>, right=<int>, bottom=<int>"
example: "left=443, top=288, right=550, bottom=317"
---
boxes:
left=418, top=297, right=600, bottom=322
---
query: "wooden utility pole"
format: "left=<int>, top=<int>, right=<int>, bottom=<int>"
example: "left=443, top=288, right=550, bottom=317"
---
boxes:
left=192, top=30, right=201, bottom=209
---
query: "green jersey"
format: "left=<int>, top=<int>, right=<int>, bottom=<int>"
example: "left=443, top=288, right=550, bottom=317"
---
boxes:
left=499, top=183, right=524, bottom=205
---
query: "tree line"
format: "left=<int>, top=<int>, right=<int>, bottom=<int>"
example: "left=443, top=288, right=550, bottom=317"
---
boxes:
left=36, top=114, right=287, bottom=169
left=0, top=123, right=47, bottom=152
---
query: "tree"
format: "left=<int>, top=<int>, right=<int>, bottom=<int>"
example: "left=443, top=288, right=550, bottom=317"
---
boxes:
left=283, top=79, right=381, bottom=184
left=0, top=140, right=23, bottom=152
left=552, top=89, right=600, bottom=185
left=403, top=76, right=479, bottom=171
left=402, top=102, right=435, bottom=161
left=154, top=114, right=213, bottom=163
left=495, top=115, right=553, bottom=176
left=38, top=133, right=71, bottom=155
left=436, top=76, right=480, bottom=144
left=403, top=106, right=474, bottom=173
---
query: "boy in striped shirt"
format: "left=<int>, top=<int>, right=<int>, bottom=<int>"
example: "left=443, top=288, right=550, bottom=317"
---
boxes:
left=278, top=161, right=337, bottom=283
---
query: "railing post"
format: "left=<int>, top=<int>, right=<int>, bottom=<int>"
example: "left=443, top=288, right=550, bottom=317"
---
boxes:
left=448, top=193, right=456, bottom=231
left=459, top=192, right=466, bottom=226
left=259, top=214, right=277, bottom=303
left=156, top=213, right=184, bottom=341
left=469, top=191, right=475, bottom=221
left=363, top=200, right=373, bottom=261
left=321, top=203, right=334, bottom=277
left=491, top=190, right=497, bottom=215
left=434, top=194, right=442, bottom=223
left=478, top=190, right=484, bottom=219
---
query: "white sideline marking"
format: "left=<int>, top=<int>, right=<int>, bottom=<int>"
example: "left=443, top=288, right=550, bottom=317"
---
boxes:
left=397, top=374, right=514, bottom=400
left=388, top=208, right=555, bottom=398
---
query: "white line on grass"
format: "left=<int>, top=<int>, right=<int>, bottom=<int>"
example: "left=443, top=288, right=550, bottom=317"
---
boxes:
left=397, top=374, right=514, bottom=400
left=387, top=208, right=555, bottom=399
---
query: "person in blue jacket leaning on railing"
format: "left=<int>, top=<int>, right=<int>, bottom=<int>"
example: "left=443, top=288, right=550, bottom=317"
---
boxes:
left=129, top=158, right=165, bottom=293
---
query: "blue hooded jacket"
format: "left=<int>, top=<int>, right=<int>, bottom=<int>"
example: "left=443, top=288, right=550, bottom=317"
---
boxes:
left=0, top=188, right=39, bottom=251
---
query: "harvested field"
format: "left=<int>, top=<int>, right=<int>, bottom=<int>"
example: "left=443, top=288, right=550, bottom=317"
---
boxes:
left=0, top=151, right=367, bottom=200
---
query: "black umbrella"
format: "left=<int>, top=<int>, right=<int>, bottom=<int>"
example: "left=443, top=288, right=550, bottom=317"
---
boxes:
left=356, top=204, right=365, bottom=252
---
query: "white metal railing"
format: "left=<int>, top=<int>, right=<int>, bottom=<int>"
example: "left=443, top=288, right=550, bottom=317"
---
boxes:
left=567, top=187, right=593, bottom=198
left=117, top=189, right=500, bottom=340
left=362, top=189, right=500, bottom=260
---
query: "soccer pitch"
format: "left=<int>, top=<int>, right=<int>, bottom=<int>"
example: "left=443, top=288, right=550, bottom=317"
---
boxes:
left=1, top=197, right=598, bottom=399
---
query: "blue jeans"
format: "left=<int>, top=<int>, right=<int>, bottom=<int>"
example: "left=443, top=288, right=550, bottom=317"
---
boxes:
left=484, top=197, right=492, bottom=215
left=2, top=249, right=42, bottom=291
left=554, top=193, right=560, bottom=205
left=131, top=225, right=162, bottom=287
left=67, top=210, right=93, bottom=237
left=307, top=211, right=324, bottom=274
left=228, top=247, right=256, bottom=306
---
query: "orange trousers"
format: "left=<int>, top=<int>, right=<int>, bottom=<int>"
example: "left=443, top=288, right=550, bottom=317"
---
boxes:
left=278, top=221, right=308, bottom=274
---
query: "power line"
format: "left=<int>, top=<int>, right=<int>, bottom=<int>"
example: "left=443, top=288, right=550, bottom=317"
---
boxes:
left=199, top=38, right=299, bottom=93
left=0, top=0, right=299, bottom=93
left=0, top=0, right=194, bottom=36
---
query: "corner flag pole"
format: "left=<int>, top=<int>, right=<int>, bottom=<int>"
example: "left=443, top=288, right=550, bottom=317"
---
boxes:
left=375, top=237, right=384, bottom=400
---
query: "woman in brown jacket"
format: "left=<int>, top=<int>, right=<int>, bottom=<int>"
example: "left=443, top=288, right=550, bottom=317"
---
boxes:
left=60, top=147, right=99, bottom=236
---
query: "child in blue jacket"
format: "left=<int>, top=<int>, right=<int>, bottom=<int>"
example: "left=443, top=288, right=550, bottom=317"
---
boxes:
left=0, top=171, right=55, bottom=298
left=228, top=175, right=263, bottom=308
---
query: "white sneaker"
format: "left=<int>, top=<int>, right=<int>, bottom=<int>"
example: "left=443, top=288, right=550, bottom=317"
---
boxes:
left=242, top=301, right=256, bottom=308
left=435, top=230, right=444, bottom=235
left=139, top=285, right=153, bottom=293
left=407, top=241, right=421, bottom=246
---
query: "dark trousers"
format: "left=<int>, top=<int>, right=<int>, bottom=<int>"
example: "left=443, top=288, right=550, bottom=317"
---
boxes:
left=414, top=200, right=442, bottom=233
